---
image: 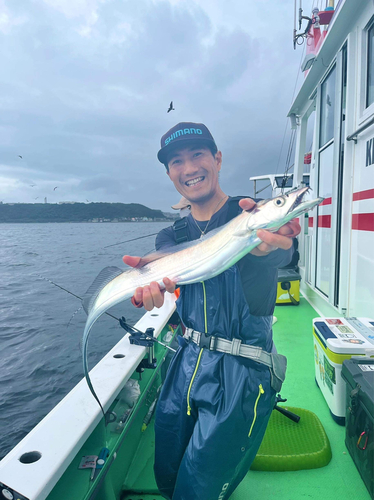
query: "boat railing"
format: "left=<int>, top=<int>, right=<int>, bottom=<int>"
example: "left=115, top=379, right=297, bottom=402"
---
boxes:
left=0, top=294, right=177, bottom=500
left=346, top=116, right=374, bottom=143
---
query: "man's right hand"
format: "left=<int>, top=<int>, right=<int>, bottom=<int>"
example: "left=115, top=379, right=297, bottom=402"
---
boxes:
left=122, top=255, right=176, bottom=311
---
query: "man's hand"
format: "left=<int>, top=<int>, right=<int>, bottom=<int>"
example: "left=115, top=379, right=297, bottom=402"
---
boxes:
left=122, top=255, right=176, bottom=311
left=239, top=198, right=301, bottom=256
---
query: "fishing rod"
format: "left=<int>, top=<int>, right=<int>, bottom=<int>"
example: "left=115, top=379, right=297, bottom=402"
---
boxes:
left=103, top=232, right=159, bottom=249
left=37, top=275, right=118, bottom=321
left=38, top=275, right=176, bottom=353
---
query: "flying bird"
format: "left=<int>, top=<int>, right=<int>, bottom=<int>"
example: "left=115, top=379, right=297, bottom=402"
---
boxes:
left=30, top=184, right=36, bottom=187
left=167, top=101, right=175, bottom=113
left=18, top=155, right=23, bottom=159
left=53, top=186, right=58, bottom=191
left=34, top=197, right=39, bottom=200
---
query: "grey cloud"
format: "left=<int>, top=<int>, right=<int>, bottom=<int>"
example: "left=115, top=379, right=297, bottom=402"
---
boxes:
left=0, top=0, right=302, bottom=210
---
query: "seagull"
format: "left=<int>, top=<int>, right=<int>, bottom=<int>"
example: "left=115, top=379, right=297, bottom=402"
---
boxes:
left=53, top=186, right=58, bottom=191
left=18, top=155, right=23, bottom=159
left=167, top=101, right=175, bottom=113
left=34, top=197, right=39, bottom=200
left=30, top=184, right=36, bottom=187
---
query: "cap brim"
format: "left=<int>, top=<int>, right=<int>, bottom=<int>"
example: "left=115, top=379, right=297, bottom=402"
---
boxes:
left=171, top=197, right=191, bottom=210
left=157, top=138, right=216, bottom=165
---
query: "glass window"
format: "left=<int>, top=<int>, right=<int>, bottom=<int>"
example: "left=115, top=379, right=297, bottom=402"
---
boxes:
left=367, top=23, right=374, bottom=107
left=316, top=144, right=334, bottom=297
left=304, top=110, right=315, bottom=174
left=320, top=66, right=336, bottom=147
left=275, top=176, right=293, bottom=188
left=302, top=174, right=310, bottom=186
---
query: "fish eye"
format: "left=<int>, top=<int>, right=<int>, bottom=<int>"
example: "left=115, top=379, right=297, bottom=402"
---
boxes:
left=274, top=197, right=286, bottom=207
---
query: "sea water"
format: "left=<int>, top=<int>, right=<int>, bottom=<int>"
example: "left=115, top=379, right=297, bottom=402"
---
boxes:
left=0, top=221, right=171, bottom=459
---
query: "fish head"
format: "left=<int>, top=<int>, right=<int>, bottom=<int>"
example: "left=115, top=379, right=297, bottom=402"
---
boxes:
left=245, top=187, right=324, bottom=230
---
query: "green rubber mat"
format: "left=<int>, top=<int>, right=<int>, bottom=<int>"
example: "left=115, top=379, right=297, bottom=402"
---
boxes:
left=251, top=406, right=332, bottom=471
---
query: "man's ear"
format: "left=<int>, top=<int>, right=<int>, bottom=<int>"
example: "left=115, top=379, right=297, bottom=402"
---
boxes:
left=215, top=151, right=222, bottom=171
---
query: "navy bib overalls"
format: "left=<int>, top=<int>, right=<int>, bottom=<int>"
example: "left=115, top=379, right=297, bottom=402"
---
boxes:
left=154, top=197, right=292, bottom=500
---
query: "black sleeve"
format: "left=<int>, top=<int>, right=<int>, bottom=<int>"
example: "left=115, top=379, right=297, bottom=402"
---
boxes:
left=155, top=226, right=177, bottom=251
left=242, top=246, right=294, bottom=269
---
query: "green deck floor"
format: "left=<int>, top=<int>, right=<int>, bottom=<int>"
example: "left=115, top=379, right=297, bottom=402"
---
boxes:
left=122, top=297, right=371, bottom=500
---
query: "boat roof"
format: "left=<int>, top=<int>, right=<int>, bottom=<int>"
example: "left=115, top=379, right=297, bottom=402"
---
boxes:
left=249, top=173, right=310, bottom=181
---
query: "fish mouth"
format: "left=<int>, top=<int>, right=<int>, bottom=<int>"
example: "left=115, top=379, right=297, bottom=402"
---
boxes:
left=287, top=187, right=324, bottom=217
left=287, top=187, right=310, bottom=214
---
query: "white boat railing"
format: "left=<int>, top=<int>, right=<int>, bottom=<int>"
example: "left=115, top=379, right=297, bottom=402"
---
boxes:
left=0, top=294, right=176, bottom=500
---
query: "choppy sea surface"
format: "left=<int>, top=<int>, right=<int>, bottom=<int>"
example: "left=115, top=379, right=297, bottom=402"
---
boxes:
left=0, top=221, right=171, bottom=460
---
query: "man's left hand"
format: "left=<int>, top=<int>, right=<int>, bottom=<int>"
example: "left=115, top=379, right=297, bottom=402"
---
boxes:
left=239, top=198, right=301, bottom=256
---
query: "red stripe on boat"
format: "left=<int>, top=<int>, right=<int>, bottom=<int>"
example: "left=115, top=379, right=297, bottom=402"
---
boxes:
left=308, top=216, right=313, bottom=227
left=352, top=213, right=374, bottom=231
left=352, top=189, right=374, bottom=201
left=318, top=215, right=331, bottom=228
left=320, top=197, right=332, bottom=206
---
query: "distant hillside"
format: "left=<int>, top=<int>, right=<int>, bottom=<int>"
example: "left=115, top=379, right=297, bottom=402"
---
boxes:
left=0, top=202, right=167, bottom=223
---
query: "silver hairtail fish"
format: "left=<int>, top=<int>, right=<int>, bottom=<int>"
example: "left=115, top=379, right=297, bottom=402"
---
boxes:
left=82, top=187, right=323, bottom=412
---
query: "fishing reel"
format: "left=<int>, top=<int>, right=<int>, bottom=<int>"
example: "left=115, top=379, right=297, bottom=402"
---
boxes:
left=119, top=317, right=157, bottom=378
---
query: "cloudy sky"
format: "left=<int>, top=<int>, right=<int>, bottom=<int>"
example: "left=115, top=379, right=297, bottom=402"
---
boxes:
left=0, top=0, right=314, bottom=212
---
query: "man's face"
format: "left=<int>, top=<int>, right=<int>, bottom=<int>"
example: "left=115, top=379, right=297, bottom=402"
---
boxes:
left=166, top=145, right=222, bottom=203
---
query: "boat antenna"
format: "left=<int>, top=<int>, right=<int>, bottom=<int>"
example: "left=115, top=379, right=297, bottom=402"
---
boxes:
left=293, top=0, right=314, bottom=49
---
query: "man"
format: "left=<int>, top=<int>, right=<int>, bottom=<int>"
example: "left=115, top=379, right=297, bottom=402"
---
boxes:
left=123, top=122, right=300, bottom=500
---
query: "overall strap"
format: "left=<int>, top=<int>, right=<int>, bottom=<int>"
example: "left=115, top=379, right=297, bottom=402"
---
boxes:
left=173, top=196, right=262, bottom=243
left=173, top=217, right=189, bottom=243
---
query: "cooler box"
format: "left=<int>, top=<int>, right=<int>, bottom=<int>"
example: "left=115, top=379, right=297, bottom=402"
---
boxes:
left=276, top=269, right=301, bottom=305
left=313, top=317, right=374, bottom=425
left=342, top=358, right=374, bottom=499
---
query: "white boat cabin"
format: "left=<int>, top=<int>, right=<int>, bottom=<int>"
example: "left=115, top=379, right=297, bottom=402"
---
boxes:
left=288, top=0, right=374, bottom=318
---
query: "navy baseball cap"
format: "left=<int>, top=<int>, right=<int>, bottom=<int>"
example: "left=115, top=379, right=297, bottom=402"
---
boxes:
left=157, top=122, right=217, bottom=164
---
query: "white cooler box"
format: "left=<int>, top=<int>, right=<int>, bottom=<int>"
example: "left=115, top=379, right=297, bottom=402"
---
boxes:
left=313, top=317, right=374, bottom=425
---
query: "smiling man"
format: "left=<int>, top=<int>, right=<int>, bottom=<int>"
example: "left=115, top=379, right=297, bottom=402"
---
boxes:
left=123, top=122, right=300, bottom=500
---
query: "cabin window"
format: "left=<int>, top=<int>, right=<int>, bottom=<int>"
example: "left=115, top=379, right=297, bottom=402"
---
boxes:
left=319, top=67, right=336, bottom=147
left=367, top=23, right=374, bottom=107
left=275, top=176, right=293, bottom=188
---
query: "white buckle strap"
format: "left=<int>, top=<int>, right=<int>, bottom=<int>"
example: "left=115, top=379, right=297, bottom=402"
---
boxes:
left=183, top=328, right=272, bottom=367
left=229, top=338, right=241, bottom=356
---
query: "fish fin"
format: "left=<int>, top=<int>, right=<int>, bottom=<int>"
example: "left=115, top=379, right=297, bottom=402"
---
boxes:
left=82, top=266, right=124, bottom=315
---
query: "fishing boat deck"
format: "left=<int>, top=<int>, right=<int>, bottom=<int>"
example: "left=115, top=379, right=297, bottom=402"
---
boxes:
left=121, top=297, right=371, bottom=500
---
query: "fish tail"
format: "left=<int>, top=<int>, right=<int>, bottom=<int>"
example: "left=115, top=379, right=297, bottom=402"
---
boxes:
left=83, top=320, right=106, bottom=417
